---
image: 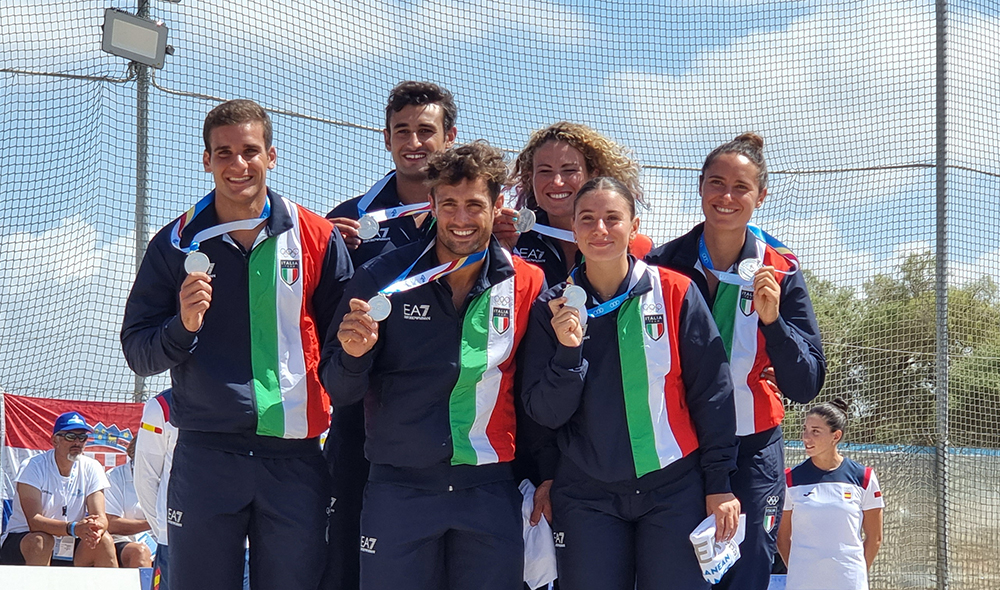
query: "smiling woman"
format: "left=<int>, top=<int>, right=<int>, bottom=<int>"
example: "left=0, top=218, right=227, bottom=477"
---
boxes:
left=503, top=122, right=652, bottom=287
left=520, top=176, right=740, bottom=589
left=645, top=133, right=826, bottom=590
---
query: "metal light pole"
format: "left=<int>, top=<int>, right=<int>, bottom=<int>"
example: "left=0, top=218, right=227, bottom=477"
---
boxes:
left=131, top=0, right=152, bottom=403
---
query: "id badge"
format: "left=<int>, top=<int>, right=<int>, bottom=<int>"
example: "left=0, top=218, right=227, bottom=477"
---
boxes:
left=52, top=535, right=75, bottom=561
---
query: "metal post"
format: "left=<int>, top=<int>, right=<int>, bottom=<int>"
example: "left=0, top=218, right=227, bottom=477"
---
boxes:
left=133, top=0, right=151, bottom=403
left=933, top=1, right=949, bottom=589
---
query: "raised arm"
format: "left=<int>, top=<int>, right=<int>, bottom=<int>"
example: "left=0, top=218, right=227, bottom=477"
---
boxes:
left=120, top=234, right=199, bottom=376
left=519, top=295, right=588, bottom=430
left=320, top=269, right=382, bottom=407
left=758, top=268, right=826, bottom=403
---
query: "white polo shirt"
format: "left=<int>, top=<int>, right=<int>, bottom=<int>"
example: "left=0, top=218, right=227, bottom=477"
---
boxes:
left=105, top=460, right=146, bottom=544
left=784, top=456, right=884, bottom=590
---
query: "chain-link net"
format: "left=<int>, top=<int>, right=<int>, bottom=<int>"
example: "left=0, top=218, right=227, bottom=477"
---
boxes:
left=2, top=1, right=998, bottom=587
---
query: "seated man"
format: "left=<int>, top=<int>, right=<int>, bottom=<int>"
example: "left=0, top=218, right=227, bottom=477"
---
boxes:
left=0, top=411, right=116, bottom=567
left=106, top=437, right=153, bottom=568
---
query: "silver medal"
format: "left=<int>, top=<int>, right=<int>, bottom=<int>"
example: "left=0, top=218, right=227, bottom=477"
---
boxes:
left=358, top=215, right=381, bottom=240
left=738, top=259, right=762, bottom=282
left=563, top=284, right=587, bottom=309
left=367, top=293, right=392, bottom=322
left=514, top=208, right=536, bottom=234
left=184, top=251, right=212, bottom=274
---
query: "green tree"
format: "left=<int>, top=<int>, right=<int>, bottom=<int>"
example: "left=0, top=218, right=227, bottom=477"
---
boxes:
left=805, top=252, right=1000, bottom=448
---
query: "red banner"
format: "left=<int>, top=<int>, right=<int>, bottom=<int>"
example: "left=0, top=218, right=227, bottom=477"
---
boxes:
left=4, top=394, right=142, bottom=451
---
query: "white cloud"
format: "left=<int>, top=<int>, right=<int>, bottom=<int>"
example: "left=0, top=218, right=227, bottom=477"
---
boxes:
left=0, top=219, right=169, bottom=398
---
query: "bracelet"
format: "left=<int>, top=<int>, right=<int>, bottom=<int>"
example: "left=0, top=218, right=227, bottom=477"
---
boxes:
left=68, top=521, right=76, bottom=538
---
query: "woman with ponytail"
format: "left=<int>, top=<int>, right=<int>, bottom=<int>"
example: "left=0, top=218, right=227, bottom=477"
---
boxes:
left=521, top=177, right=739, bottom=589
left=646, top=132, right=826, bottom=590
left=777, top=399, right=884, bottom=590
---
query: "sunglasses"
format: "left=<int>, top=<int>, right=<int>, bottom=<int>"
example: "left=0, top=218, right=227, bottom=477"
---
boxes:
left=58, top=432, right=91, bottom=442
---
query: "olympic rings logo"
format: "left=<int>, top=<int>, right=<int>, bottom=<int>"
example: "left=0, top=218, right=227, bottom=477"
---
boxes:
left=493, top=295, right=513, bottom=308
left=280, top=247, right=300, bottom=257
left=642, top=303, right=664, bottom=312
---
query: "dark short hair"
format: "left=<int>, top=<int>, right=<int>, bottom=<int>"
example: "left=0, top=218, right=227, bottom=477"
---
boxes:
left=424, top=140, right=508, bottom=201
left=574, top=176, right=637, bottom=218
left=700, top=132, right=768, bottom=190
left=203, top=99, right=273, bottom=152
left=385, top=81, right=457, bottom=132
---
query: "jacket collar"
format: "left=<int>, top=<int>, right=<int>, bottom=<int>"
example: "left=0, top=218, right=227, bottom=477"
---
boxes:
left=410, top=234, right=514, bottom=293
left=180, top=188, right=292, bottom=248
left=575, top=256, right=652, bottom=304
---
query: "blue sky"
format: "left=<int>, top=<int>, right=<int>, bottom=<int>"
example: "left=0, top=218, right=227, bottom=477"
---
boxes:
left=1, top=0, right=997, bottom=399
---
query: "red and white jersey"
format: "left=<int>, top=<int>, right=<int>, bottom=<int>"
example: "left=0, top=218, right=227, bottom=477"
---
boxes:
left=133, top=391, right=177, bottom=544
left=784, top=457, right=884, bottom=590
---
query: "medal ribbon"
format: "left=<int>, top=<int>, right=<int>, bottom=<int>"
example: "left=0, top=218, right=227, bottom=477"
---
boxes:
left=365, top=201, right=432, bottom=223
left=531, top=223, right=576, bottom=243
left=747, top=223, right=799, bottom=274
left=568, top=261, right=646, bottom=318
left=356, top=171, right=396, bottom=216
left=697, top=224, right=797, bottom=286
left=357, top=171, right=432, bottom=226
left=170, top=190, right=271, bottom=253
left=505, top=186, right=576, bottom=242
left=379, top=238, right=487, bottom=296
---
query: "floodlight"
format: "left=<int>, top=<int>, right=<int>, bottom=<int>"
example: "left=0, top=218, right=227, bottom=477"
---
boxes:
left=101, top=8, right=170, bottom=69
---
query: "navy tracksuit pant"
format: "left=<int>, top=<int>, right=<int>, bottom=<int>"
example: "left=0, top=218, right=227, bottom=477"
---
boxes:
left=358, top=476, right=523, bottom=590
left=550, top=458, right=710, bottom=590
left=713, top=427, right=785, bottom=590
left=320, top=402, right=368, bottom=590
left=167, top=436, right=330, bottom=590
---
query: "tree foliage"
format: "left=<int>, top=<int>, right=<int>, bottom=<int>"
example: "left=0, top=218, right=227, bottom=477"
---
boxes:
left=800, top=252, right=1000, bottom=448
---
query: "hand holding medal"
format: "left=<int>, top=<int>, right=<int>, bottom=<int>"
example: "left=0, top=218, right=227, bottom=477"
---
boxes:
left=750, top=264, right=781, bottom=325
left=338, top=298, right=381, bottom=358
left=179, top=265, right=213, bottom=333
left=548, top=287, right=585, bottom=348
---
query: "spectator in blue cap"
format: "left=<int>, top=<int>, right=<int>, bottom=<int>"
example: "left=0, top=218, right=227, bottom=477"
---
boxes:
left=0, top=411, right=117, bottom=567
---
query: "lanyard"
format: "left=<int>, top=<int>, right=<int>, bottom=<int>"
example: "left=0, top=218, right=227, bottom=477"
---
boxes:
left=169, top=191, right=271, bottom=253
left=568, top=260, right=645, bottom=318
left=697, top=224, right=798, bottom=286
left=379, top=239, right=487, bottom=296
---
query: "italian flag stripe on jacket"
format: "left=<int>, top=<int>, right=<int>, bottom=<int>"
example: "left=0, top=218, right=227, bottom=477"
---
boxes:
left=248, top=198, right=333, bottom=439
left=619, top=263, right=700, bottom=478
left=450, top=253, right=543, bottom=465
left=712, top=242, right=795, bottom=435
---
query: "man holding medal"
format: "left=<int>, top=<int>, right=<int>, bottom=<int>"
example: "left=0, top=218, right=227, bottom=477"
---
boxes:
left=320, top=141, right=546, bottom=590
left=326, top=80, right=457, bottom=259
left=121, top=99, right=353, bottom=590
left=321, top=80, right=457, bottom=590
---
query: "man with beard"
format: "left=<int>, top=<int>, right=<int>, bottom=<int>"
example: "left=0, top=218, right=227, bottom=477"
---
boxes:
left=0, top=411, right=116, bottom=567
left=322, top=81, right=457, bottom=590
left=321, top=141, right=545, bottom=590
